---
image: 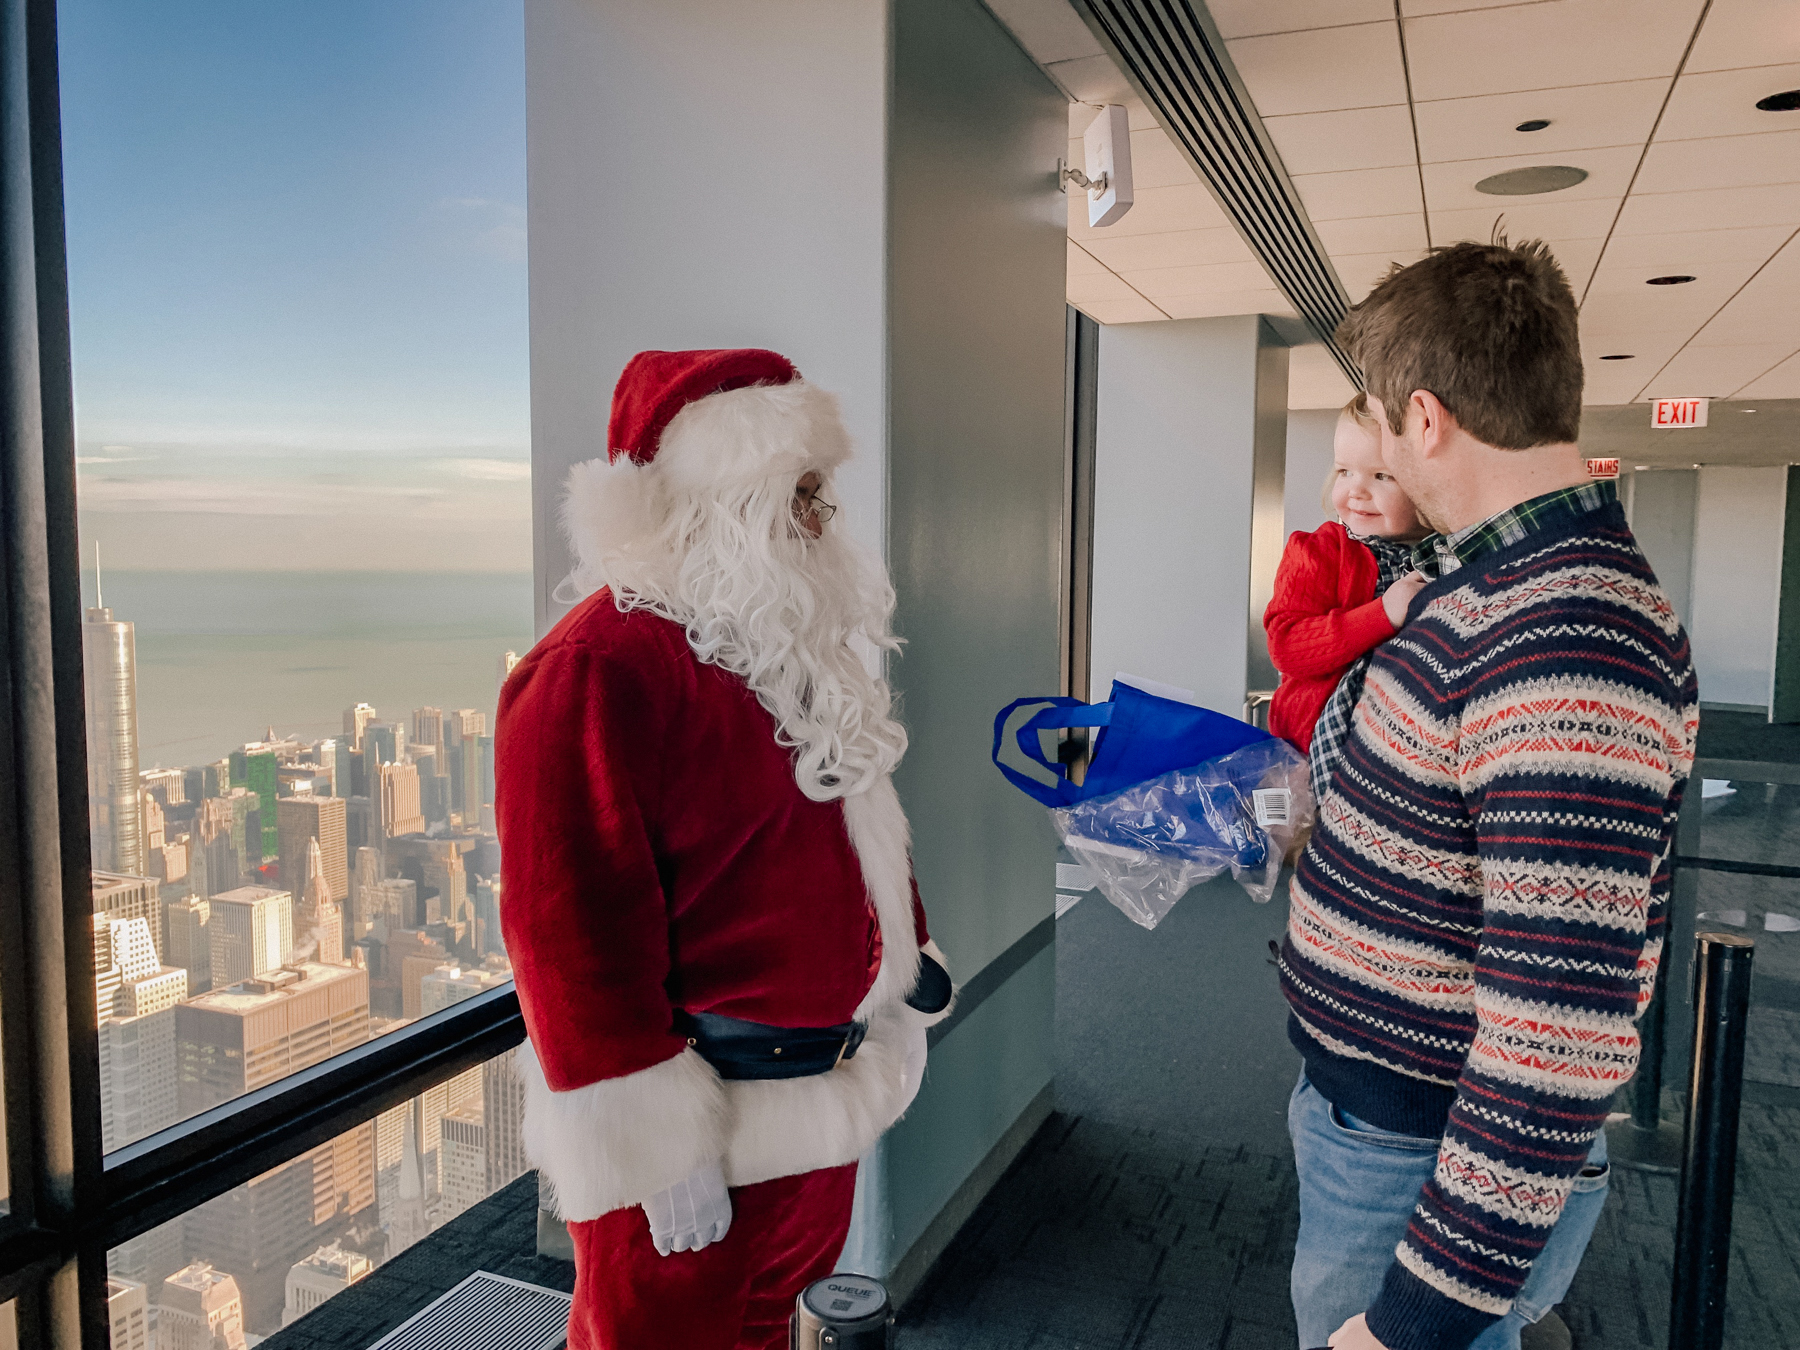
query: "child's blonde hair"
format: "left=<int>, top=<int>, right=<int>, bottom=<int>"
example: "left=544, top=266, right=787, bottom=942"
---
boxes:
left=1321, top=393, right=1381, bottom=516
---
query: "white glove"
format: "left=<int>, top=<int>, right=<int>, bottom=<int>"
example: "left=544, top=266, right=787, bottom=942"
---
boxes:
left=642, top=1161, right=732, bottom=1257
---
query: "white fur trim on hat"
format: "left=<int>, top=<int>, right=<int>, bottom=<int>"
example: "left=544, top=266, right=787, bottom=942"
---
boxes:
left=519, top=1040, right=728, bottom=1223
left=656, top=379, right=851, bottom=494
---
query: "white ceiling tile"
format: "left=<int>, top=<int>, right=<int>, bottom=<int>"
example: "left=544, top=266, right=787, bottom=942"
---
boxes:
left=1045, top=54, right=1134, bottom=106
left=1068, top=182, right=1231, bottom=239
left=1401, top=0, right=1560, bottom=12
left=1581, top=334, right=1689, bottom=365
left=1290, top=164, right=1423, bottom=221
left=1316, top=213, right=1431, bottom=255
left=1125, top=98, right=1160, bottom=132
left=1332, top=249, right=1429, bottom=301
left=1126, top=259, right=1286, bottom=299
left=1431, top=196, right=1622, bottom=242
left=1634, top=129, right=1800, bottom=195
left=1209, top=0, right=1392, bottom=40
left=1421, top=143, right=1641, bottom=213
left=1641, top=344, right=1799, bottom=397
left=1585, top=257, right=1761, bottom=297
left=1413, top=80, right=1666, bottom=164
left=1158, top=290, right=1298, bottom=320
left=1072, top=295, right=1170, bottom=325
left=1734, top=350, right=1800, bottom=398
left=1127, top=127, right=1200, bottom=189
left=1537, top=237, right=1608, bottom=292
left=1405, top=0, right=1705, bottom=101
left=1067, top=269, right=1142, bottom=305
left=1687, top=237, right=1800, bottom=330
left=1686, top=0, right=1800, bottom=73
left=982, top=0, right=1104, bottom=64
left=1288, top=344, right=1359, bottom=409
left=1262, top=104, right=1417, bottom=176
left=1659, top=63, right=1800, bottom=141
left=1602, top=225, right=1797, bottom=268
left=1067, top=241, right=1109, bottom=276
left=1615, top=181, right=1800, bottom=232
left=1226, top=24, right=1408, bottom=116
left=1078, top=227, right=1260, bottom=271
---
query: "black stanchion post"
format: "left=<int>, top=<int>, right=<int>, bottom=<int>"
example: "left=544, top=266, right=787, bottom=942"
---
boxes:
left=1669, top=931, right=1755, bottom=1350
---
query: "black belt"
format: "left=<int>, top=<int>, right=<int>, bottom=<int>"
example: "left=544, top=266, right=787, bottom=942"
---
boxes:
left=673, top=1010, right=866, bottom=1081
left=673, top=952, right=951, bottom=1082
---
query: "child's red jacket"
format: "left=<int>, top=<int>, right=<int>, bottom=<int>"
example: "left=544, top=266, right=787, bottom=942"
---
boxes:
left=1263, top=521, right=1396, bottom=752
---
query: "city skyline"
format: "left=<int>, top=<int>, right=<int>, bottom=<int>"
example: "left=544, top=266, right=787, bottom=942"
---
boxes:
left=88, top=586, right=527, bottom=1343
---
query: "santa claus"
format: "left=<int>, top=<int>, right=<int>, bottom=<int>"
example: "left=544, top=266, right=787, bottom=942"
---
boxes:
left=497, top=348, right=951, bottom=1349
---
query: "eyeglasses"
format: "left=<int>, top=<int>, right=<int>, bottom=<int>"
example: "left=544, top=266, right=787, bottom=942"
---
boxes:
left=797, top=494, right=837, bottom=523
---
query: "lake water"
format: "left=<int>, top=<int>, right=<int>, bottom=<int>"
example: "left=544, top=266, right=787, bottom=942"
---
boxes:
left=94, top=571, right=536, bottom=768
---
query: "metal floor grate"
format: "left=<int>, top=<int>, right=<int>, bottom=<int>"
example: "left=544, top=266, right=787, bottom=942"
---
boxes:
left=364, top=1271, right=571, bottom=1350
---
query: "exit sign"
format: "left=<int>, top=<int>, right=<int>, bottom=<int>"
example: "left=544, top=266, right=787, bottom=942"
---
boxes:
left=1651, top=397, right=1709, bottom=428
left=1586, top=457, right=1620, bottom=479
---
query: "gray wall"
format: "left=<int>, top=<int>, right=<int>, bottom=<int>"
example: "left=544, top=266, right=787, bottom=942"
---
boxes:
left=865, top=0, right=1067, bottom=1291
left=1626, top=468, right=1697, bottom=629
left=525, top=0, right=889, bottom=626
left=1284, top=406, right=1337, bottom=539
left=1088, top=316, right=1289, bottom=714
left=525, top=0, right=1066, bottom=1297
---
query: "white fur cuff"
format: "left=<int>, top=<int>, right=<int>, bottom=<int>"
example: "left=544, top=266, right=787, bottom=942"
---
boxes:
left=519, top=1040, right=728, bottom=1222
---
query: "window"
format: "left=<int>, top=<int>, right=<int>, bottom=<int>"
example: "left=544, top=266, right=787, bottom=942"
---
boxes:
left=106, top=1047, right=527, bottom=1345
left=60, top=0, right=530, bottom=1148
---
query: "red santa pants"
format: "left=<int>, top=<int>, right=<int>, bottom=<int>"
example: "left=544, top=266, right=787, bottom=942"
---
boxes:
left=565, top=1164, right=859, bottom=1350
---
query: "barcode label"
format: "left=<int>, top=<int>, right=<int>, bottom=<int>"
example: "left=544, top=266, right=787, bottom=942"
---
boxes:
left=1253, top=789, right=1292, bottom=827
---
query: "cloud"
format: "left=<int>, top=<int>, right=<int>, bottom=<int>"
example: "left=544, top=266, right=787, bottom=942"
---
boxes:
left=439, top=457, right=531, bottom=481
left=436, top=196, right=527, bottom=264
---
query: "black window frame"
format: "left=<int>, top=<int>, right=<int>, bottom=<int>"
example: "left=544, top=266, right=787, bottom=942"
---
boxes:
left=0, top=4, right=526, bottom=1342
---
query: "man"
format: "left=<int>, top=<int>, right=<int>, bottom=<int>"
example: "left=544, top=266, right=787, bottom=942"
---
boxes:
left=498, top=348, right=951, bottom=1350
left=1276, top=241, right=1697, bottom=1350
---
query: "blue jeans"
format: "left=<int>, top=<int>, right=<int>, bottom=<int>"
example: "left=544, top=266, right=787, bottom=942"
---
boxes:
left=1288, top=1072, right=1610, bottom=1350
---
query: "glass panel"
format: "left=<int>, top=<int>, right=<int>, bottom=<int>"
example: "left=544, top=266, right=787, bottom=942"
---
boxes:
left=61, top=1, right=529, bottom=1148
left=1694, top=775, right=1800, bottom=868
left=1693, top=871, right=1800, bottom=1092
left=107, top=1047, right=529, bottom=1343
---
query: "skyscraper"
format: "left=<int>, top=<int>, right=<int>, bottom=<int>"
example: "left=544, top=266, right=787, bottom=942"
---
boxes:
left=93, top=872, right=163, bottom=963
left=281, top=1242, right=372, bottom=1327
left=157, top=1262, right=248, bottom=1350
left=234, top=749, right=279, bottom=862
left=277, top=795, right=348, bottom=905
left=482, top=1046, right=527, bottom=1193
left=412, top=706, right=446, bottom=767
left=106, top=1276, right=149, bottom=1350
left=297, top=838, right=345, bottom=965
left=84, top=603, right=142, bottom=875
left=176, top=961, right=368, bottom=1115
left=446, top=709, right=485, bottom=821
left=378, top=761, right=424, bottom=838
left=164, top=895, right=213, bottom=995
left=95, top=916, right=187, bottom=1152
left=343, top=702, right=376, bottom=751
left=206, top=886, right=294, bottom=987
left=437, top=1102, right=487, bottom=1224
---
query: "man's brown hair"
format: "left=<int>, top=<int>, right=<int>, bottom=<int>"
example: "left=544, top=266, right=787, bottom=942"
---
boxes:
left=1336, top=236, right=1582, bottom=449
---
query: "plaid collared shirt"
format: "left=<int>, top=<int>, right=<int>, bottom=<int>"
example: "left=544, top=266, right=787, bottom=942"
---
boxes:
left=1305, top=533, right=1418, bottom=806
left=1411, top=479, right=1618, bottom=578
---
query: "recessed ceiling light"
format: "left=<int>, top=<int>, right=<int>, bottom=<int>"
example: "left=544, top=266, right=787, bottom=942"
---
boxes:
left=1476, top=165, right=1588, bottom=195
left=1636, top=465, right=1650, bottom=470
left=1756, top=90, right=1800, bottom=112
left=1646, top=275, right=1696, bottom=285
left=1516, top=119, right=1552, bottom=132
left=1743, top=408, right=1758, bottom=413
left=1600, top=353, right=1635, bottom=360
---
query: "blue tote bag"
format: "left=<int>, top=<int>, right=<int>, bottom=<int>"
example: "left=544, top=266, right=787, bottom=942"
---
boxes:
left=990, top=679, right=1271, bottom=809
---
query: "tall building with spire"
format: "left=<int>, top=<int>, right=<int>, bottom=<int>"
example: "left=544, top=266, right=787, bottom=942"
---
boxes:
left=298, top=837, right=345, bottom=965
left=84, top=600, right=142, bottom=875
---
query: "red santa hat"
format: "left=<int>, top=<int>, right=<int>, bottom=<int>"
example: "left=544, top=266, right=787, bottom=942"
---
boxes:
left=563, top=348, right=852, bottom=570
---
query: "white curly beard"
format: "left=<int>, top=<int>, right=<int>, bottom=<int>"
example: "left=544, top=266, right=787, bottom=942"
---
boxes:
left=561, top=473, right=908, bottom=803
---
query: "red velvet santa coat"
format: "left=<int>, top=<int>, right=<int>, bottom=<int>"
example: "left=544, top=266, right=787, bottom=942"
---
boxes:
left=1262, top=521, right=1394, bottom=752
left=497, top=588, right=942, bottom=1222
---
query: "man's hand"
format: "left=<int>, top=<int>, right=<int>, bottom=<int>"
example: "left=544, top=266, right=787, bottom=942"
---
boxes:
left=1382, top=570, right=1429, bottom=628
left=643, top=1161, right=732, bottom=1256
left=1328, top=1314, right=1390, bottom=1349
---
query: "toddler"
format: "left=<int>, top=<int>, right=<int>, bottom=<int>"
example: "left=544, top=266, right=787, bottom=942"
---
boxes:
left=1265, top=394, right=1430, bottom=805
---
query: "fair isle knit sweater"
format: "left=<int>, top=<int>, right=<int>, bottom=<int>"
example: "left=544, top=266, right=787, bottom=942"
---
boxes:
left=1277, top=490, right=1697, bottom=1350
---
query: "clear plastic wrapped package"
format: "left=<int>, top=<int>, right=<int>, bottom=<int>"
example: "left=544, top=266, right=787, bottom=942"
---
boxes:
left=1049, top=738, right=1314, bottom=929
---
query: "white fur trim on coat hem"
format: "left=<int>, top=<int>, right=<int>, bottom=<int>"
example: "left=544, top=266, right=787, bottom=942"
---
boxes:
left=518, top=1040, right=728, bottom=1223
left=720, top=1004, right=929, bottom=1189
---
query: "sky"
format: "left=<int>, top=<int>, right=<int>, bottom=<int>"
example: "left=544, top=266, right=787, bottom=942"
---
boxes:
left=59, top=0, right=531, bottom=572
